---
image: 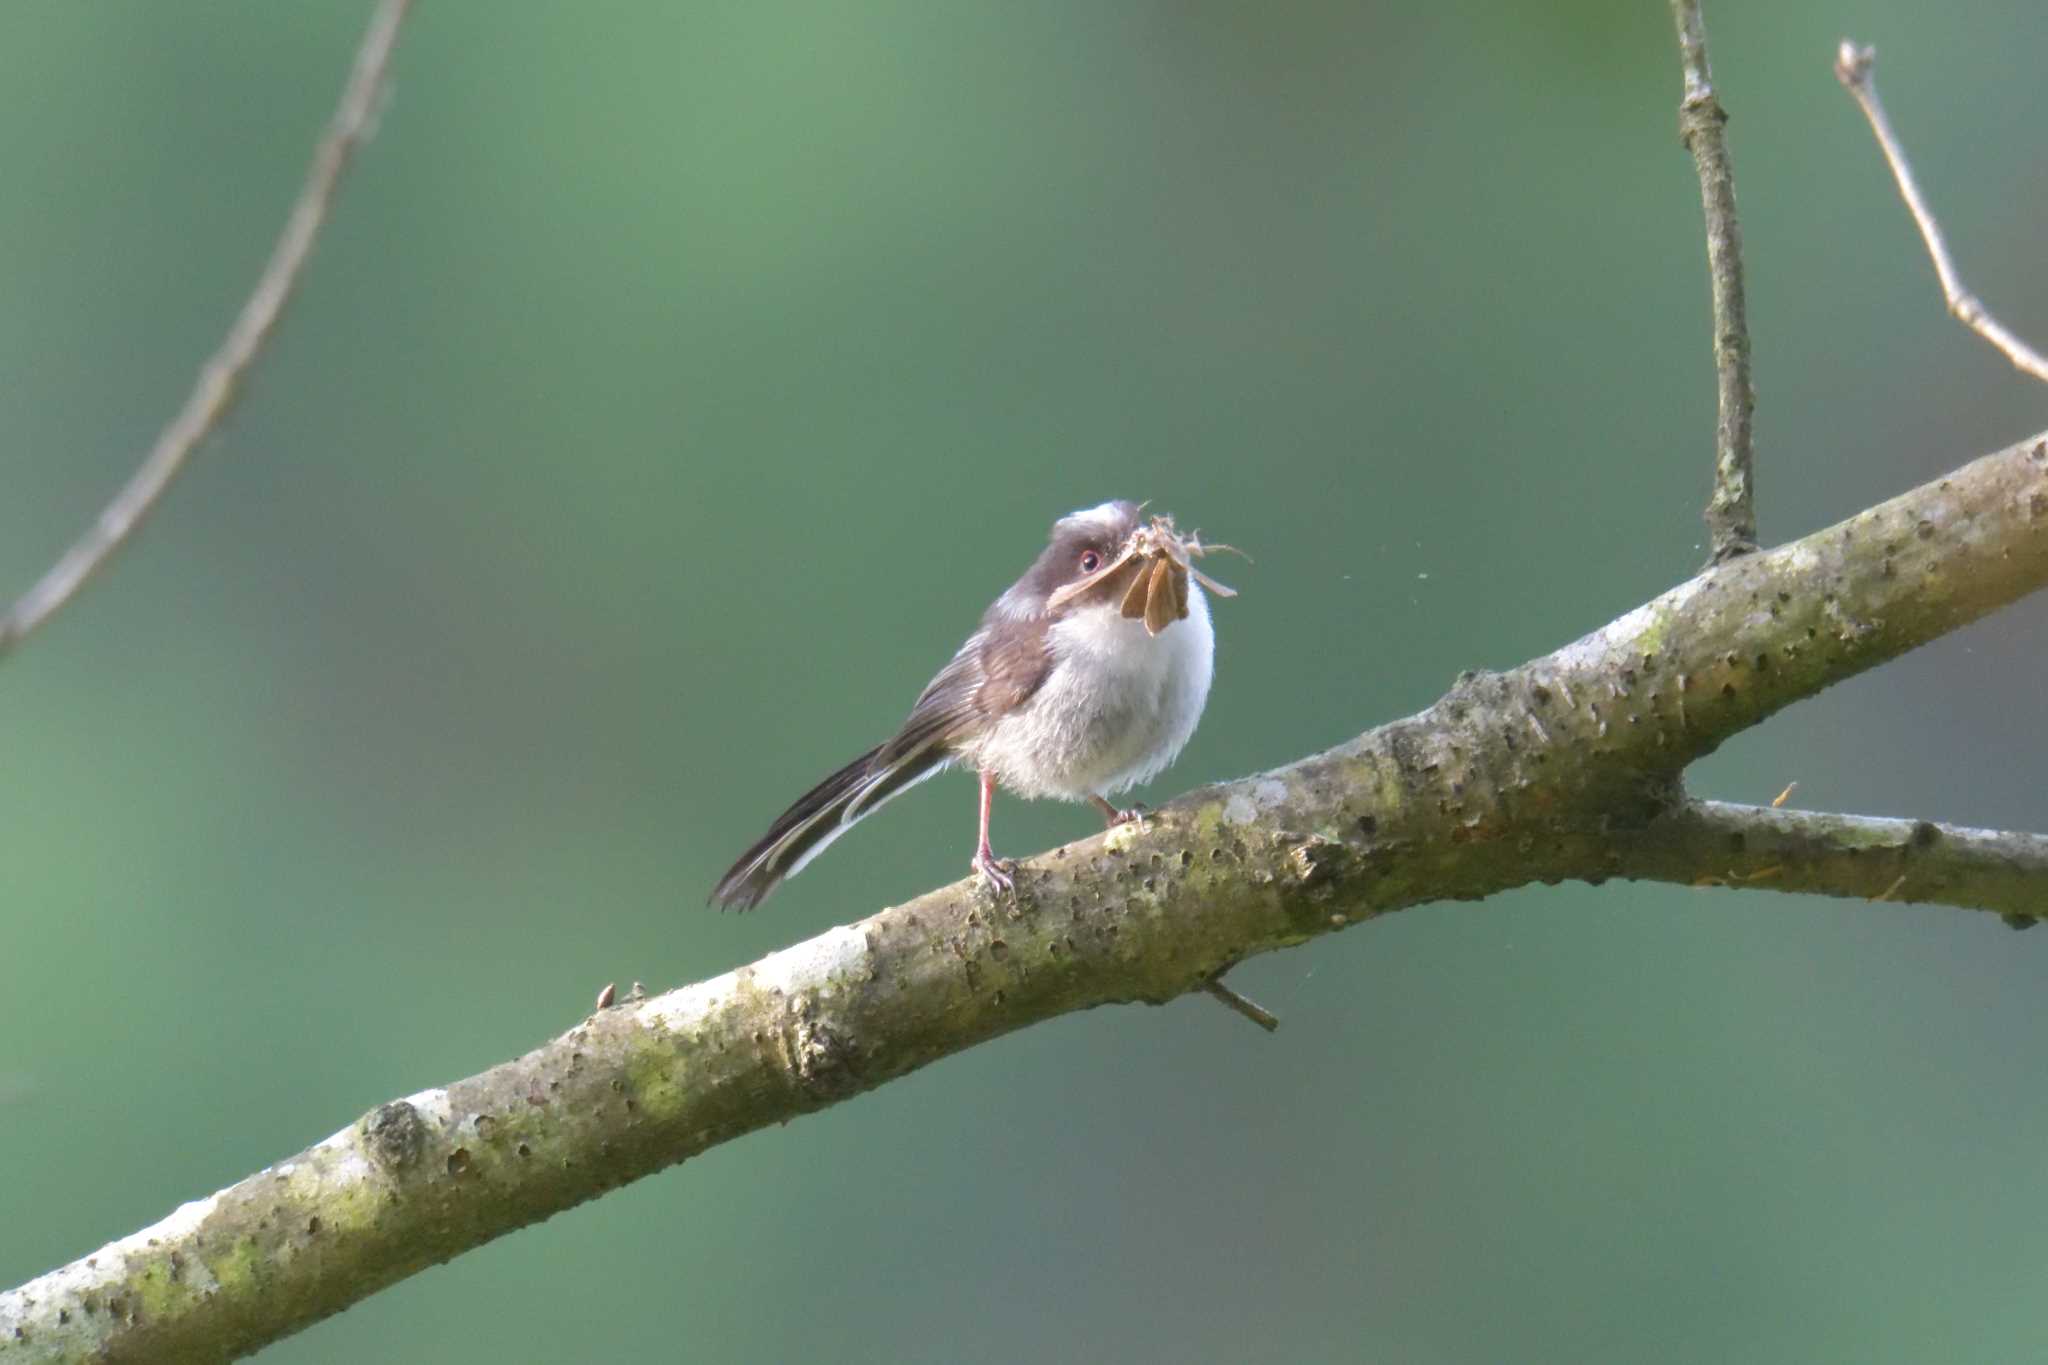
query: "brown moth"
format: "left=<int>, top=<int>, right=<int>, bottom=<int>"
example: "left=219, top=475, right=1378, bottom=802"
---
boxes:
left=1047, top=513, right=1246, bottom=636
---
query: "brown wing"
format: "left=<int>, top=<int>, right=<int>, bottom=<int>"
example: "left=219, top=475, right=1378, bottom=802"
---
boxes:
left=972, top=617, right=1053, bottom=720
left=878, top=639, right=986, bottom=766
left=871, top=617, right=1053, bottom=768
left=709, top=622, right=1046, bottom=911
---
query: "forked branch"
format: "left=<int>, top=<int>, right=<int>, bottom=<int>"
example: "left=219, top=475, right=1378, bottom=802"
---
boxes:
left=7, top=7, right=2048, bottom=1362
left=8, top=427, right=2048, bottom=1361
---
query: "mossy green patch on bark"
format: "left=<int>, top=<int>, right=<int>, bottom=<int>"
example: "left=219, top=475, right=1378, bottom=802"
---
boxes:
left=10, top=431, right=2047, bottom=1363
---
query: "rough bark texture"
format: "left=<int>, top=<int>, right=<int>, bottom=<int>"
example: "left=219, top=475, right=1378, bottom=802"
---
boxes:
left=1617, top=801, right=2048, bottom=921
left=5, top=431, right=2047, bottom=1361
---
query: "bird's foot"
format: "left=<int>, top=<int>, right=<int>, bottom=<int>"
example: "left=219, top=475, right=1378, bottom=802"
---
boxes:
left=1091, top=796, right=1150, bottom=830
left=972, top=847, right=1017, bottom=897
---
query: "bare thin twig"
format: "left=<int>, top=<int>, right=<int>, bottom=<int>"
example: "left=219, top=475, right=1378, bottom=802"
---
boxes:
left=0, top=0, right=415, bottom=661
left=1669, top=0, right=1758, bottom=563
left=1834, top=41, right=2048, bottom=385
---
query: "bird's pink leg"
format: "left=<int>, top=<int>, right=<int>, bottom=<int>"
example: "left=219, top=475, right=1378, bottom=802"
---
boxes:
left=972, top=770, right=1016, bottom=894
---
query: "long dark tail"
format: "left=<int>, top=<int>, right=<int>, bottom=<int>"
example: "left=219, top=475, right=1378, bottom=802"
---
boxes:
left=709, top=741, right=950, bottom=910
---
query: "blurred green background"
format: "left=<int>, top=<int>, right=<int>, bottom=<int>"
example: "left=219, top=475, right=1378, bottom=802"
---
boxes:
left=4, top=2, right=2046, bottom=1360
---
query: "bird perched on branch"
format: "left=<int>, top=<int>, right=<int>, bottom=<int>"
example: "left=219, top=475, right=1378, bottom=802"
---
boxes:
left=710, top=500, right=1240, bottom=910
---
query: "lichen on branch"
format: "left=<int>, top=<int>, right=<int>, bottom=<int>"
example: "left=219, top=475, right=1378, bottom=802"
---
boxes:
left=9, top=429, right=2047, bottom=1362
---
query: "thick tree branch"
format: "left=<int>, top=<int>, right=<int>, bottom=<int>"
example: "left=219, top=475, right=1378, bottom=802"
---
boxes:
left=1834, top=41, right=2048, bottom=385
left=1669, top=0, right=1758, bottom=562
left=0, top=0, right=413, bottom=662
left=1615, top=800, right=2048, bottom=924
left=7, top=428, right=2047, bottom=1362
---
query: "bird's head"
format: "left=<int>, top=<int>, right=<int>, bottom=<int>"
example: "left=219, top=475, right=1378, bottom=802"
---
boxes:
left=1030, top=501, right=1242, bottom=635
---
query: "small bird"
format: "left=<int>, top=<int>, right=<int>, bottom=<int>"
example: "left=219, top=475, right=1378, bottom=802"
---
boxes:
left=709, top=500, right=1238, bottom=910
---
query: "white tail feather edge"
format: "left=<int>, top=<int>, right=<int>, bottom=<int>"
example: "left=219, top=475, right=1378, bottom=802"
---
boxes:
left=775, top=757, right=951, bottom=882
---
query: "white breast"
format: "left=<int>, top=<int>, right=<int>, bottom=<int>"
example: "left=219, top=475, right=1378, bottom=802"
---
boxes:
left=963, top=582, right=1214, bottom=801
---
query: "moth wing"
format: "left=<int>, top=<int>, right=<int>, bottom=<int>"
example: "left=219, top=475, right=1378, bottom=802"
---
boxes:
left=1119, top=558, right=1153, bottom=620
left=1142, top=557, right=1175, bottom=635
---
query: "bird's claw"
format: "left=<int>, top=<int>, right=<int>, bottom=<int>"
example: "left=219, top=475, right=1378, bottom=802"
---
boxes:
left=972, top=848, right=1017, bottom=897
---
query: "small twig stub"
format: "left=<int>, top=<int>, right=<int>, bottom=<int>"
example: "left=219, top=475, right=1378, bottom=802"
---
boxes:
left=1202, top=977, right=1282, bottom=1033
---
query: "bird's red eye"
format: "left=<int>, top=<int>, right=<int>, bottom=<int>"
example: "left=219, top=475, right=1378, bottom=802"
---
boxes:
left=1079, top=550, right=1101, bottom=573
